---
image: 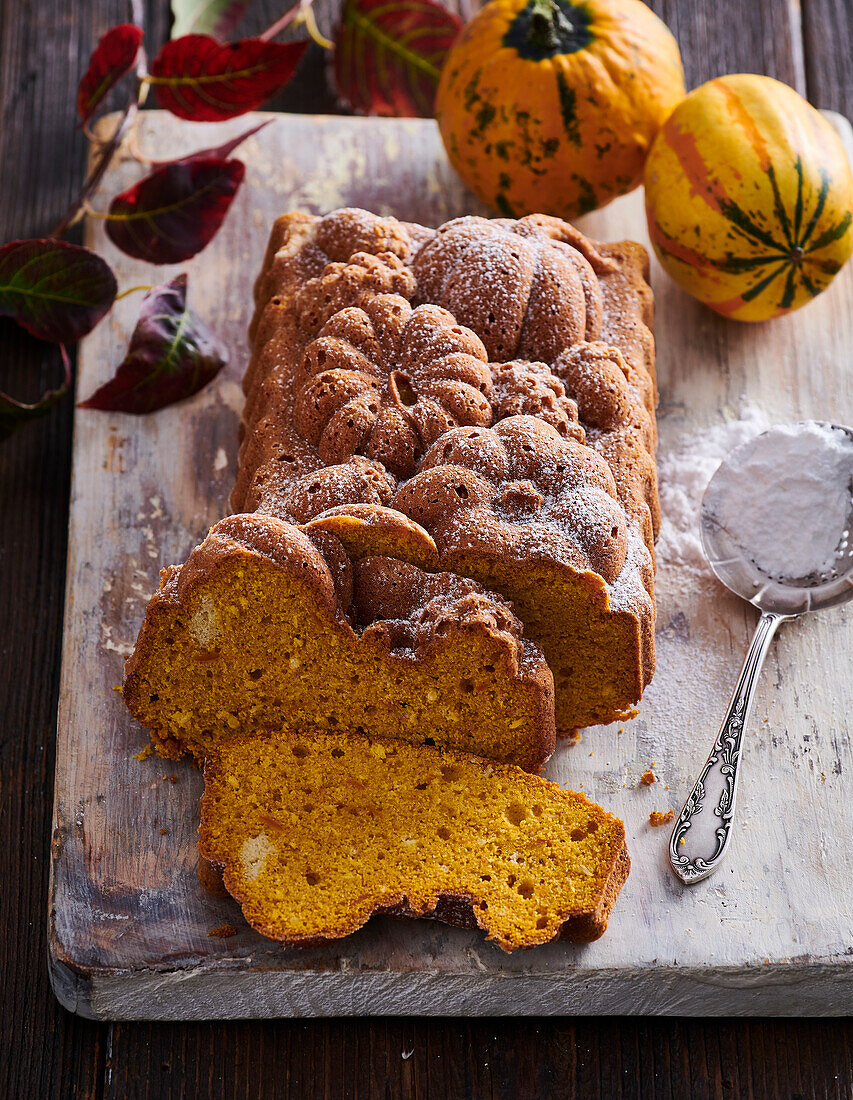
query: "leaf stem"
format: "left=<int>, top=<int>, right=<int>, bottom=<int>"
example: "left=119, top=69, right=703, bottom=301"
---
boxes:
left=51, top=1, right=148, bottom=240
left=80, top=203, right=111, bottom=220
left=260, top=0, right=329, bottom=47
left=300, top=6, right=333, bottom=50
left=115, top=284, right=154, bottom=301
left=51, top=98, right=139, bottom=238
left=0, top=344, right=73, bottom=443
left=260, top=3, right=303, bottom=41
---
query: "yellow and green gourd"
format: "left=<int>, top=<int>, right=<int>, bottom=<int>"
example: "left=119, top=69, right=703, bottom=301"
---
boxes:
left=644, top=74, right=853, bottom=321
left=435, top=0, right=685, bottom=220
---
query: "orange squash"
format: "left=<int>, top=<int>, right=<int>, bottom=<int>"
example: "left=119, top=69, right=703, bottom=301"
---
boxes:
left=644, top=74, right=853, bottom=321
left=435, top=0, right=685, bottom=220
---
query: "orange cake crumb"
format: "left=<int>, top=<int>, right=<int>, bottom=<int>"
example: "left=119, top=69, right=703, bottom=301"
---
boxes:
left=207, top=923, right=239, bottom=939
left=649, top=809, right=674, bottom=827
left=640, top=769, right=657, bottom=786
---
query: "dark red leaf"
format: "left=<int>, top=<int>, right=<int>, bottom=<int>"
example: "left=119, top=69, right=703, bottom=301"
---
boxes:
left=77, top=23, right=144, bottom=125
left=143, top=118, right=273, bottom=167
left=105, top=157, right=245, bottom=264
left=333, top=0, right=461, bottom=118
left=0, top=344, right=72, bottom=442
left=0, top=239, right=117, bottom=343
left=171, top=0, right=254, bottom=41
left=149, top=34, right=307, bottom=121
left=79, top=275, right=228, bottom=414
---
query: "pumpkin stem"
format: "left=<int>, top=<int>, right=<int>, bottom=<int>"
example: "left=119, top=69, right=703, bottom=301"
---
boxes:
left=528, top=0, right=574, bottom=50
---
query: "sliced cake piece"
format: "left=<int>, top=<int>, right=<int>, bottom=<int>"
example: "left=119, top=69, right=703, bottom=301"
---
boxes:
left=199, top=728, right=630, bottom=950
left=123, top=513, right=555, bottom=770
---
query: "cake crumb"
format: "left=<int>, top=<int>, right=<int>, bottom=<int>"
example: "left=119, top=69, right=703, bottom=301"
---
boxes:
left=207, top=923, right=239, bottom=939
left=163, top=773, right=179, bottom=783
left=649, top=809, right=674, bottom=827
left=160, top=828, right=169, bottom=835
left=640, top=769, right=657, bottom=786
left=134, top=742, right=155, bottom=762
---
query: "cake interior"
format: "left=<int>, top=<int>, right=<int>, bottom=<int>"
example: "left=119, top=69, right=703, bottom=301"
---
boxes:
left=126, top=554, right=554, bottom=770
left=200, top=728, right=629, bottom=950
left=450, top=556, right=650, bottom=731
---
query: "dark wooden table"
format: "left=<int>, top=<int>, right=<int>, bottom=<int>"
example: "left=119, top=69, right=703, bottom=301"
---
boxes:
left=2, top=1, right=852, bottom=1096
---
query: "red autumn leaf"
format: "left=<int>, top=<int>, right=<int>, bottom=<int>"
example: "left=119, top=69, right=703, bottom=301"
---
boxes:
left=0, top=344, right=72, bottom=441
left=171, top=0, right=254, bottom=40
left=148, top=34, right=308, bottom=121
left=0, top=239, right=117, bottom=343
left=77, top=23, right=144, bottom=125
left=333, top=0, right=461, bottom=118
left=141, top=118, right=273, bottom=167
left=105, top=157, right=245, bottom=264
left=79, top=275, right=228, bottom=414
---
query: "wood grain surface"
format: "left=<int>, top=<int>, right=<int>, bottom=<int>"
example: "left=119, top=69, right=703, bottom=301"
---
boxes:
left=3, top=1, right=853, bottom=1097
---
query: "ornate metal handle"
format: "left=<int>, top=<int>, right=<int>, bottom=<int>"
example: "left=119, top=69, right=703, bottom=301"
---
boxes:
left=669, top=610, right=786, bottom=885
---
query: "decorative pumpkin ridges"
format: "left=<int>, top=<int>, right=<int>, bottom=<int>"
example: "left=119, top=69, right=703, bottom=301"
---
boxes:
left=644, top=74, right=853, bottom=321
left=435, top=0, right=685, bottom=220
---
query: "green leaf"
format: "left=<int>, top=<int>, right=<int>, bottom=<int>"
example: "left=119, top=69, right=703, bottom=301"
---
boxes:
left=78, top=275, right=228, bottom=414
left=171, top=0, right=254, bottom=40
left=0, top=239, right=117, bottom=343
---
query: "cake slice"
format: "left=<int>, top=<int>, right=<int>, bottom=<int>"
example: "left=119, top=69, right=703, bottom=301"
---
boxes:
left=123, top=513, right=555, bottom=770
left=199, top=728, right=630, bottom=950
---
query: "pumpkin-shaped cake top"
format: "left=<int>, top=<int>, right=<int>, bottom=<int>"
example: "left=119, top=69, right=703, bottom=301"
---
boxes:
left=312, top=207, right=433, bottom=265
left=351, top=557, right=529, bottom=667
left=242, top=207, right=656, bottom=591
left=291, top=292, right=584, bottom=480
left=412, top=214, right=618, bottom=363
left=295, top=250, right=416, bottom=337
left=391, top=415, right=629, bottom=583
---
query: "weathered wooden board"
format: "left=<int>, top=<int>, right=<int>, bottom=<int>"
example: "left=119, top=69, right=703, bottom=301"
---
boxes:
left=50, top=111, right=853, bottom=1019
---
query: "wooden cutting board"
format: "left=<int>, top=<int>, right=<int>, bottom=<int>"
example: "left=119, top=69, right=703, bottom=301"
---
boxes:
left=50, top=111, right=853, bottom=1020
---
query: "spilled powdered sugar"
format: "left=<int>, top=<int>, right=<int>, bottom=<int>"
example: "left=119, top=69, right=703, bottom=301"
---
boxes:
left=655, top=404, right=772, bottom=580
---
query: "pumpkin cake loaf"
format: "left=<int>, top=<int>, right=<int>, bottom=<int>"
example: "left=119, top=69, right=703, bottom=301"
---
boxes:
left=234, top=207, right=659, bottom=731
left=199, top=728, right=631, bottom=950
left=123, top=513, right=555, bottom=770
